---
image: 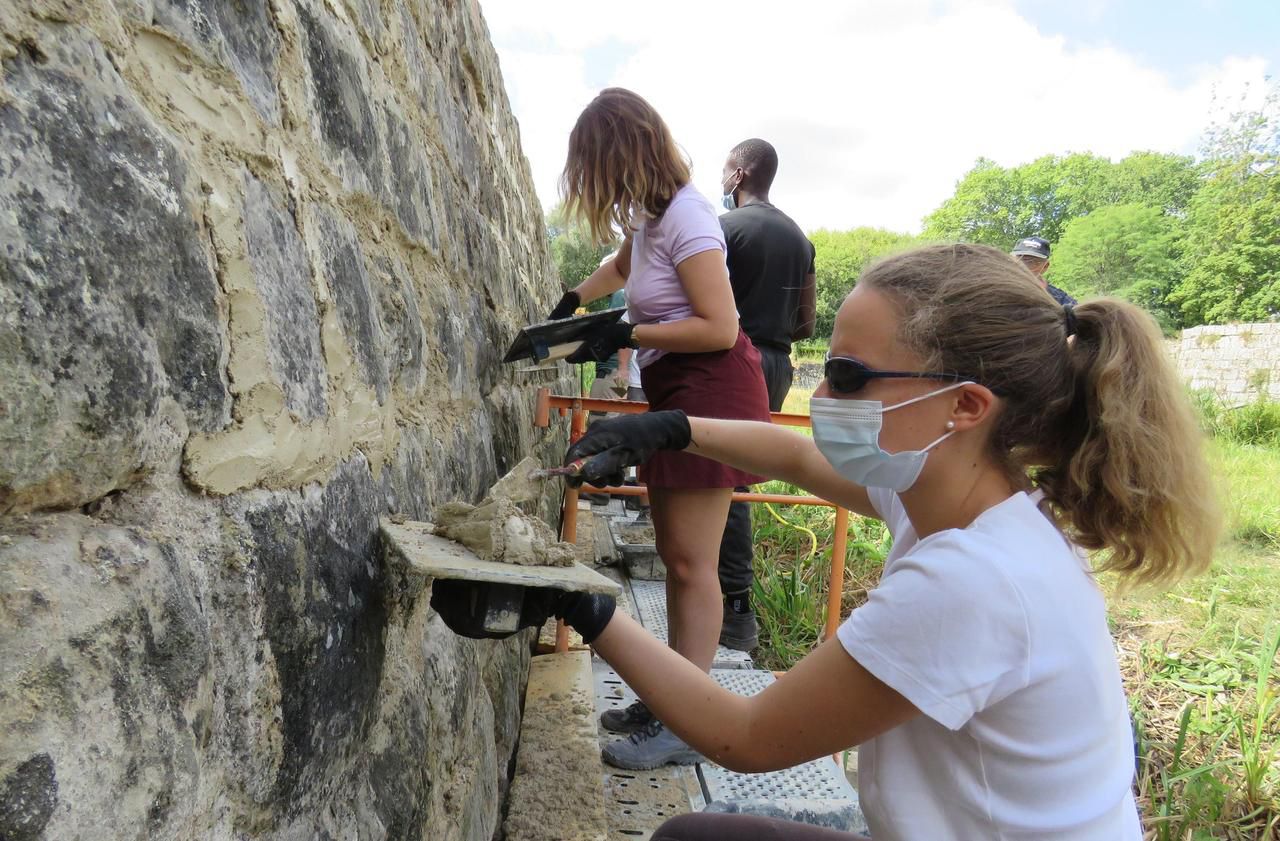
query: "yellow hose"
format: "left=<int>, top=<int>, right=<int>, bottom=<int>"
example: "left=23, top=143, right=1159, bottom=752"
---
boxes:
left=763, top=502, right=819, bottom=561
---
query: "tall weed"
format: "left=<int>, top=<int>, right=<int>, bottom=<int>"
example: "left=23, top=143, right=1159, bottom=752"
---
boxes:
left=1192, top=389, right=1280, bottom=447
left=750, top=479, right=889, bottom=670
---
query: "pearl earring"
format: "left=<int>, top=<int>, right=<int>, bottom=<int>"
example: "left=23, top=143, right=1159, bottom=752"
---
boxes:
left=945, top=421, right=956, bottom=430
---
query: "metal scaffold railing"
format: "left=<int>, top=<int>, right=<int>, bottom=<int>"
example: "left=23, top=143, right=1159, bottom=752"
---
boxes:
left=534, top=388, right=852, bottom=654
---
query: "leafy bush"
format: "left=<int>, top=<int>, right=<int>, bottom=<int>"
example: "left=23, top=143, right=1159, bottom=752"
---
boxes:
left=1192, top=390, right=1280, bottom=447
left=791, top=337, right=829, bottom=362
left=1227, top=401, right=1280, bottom=447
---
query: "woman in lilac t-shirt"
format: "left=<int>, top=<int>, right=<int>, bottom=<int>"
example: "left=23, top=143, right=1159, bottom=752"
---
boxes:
left=549, top=88, right=771, bottom=769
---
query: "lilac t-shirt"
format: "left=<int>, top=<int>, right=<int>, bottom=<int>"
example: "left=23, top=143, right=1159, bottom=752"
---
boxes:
left=627, top=184, right=727, bottom=368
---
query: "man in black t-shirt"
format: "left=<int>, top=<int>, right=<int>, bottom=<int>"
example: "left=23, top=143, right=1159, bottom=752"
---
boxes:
left=716, top=138, right=817, bottom=651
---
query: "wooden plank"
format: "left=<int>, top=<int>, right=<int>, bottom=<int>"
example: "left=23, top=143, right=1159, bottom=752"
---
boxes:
left=505, top=652, right=608, bottom=841
left=381, top=518, right=621, bottom=595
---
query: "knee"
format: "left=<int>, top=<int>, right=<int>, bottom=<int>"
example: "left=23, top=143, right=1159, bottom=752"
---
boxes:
left=660, top=547, right=711, bottom=584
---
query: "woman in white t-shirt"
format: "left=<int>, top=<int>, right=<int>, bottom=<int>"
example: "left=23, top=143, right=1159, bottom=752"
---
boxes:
left=433, top=244, right=1220, bottom=839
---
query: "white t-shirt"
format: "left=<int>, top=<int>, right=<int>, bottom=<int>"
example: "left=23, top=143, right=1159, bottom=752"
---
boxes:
left=837, top=488, right=1141, bottom=841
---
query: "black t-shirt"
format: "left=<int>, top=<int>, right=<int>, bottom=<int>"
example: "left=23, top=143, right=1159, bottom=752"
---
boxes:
left=720, top=202, right=816, bottom=353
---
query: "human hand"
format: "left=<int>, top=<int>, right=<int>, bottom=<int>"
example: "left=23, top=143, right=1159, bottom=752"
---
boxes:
left=429, top=579, right=616, bottom=643
left=548, top=290, right=581, bottom=320
left=563, top=410, right=691, bottom=488
left=566, top=321, right=636, bottom=365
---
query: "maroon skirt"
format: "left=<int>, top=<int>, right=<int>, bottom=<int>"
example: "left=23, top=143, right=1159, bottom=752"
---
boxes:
left=639, top=331, right=771, bottom=489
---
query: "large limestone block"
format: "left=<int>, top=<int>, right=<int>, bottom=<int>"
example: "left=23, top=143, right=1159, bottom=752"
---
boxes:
left=242, top=172, right=329, bottom=420
left=0, top=32, right=229, bottom=514
left=152, top=0, right=282, bottom=124
left=0, top=510, right=215, bottom=840
left=310, top=207, right=390, bottom=402
left=295, top=2, right=384, bottom=196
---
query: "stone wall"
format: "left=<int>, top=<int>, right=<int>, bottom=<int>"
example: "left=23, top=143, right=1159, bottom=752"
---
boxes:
left=0, top=2, right=568, bottom=839
left=1168, top=323, right=1280, bottom=406
left=791, top=323, right=1280, bottom=407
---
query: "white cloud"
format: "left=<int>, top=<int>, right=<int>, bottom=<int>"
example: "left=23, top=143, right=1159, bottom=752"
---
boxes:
left=480, top=0, right=1271, bottom=234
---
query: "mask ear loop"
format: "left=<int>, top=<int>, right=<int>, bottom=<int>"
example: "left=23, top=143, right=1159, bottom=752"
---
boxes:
left=920, top=428, right=955, bottom=453
left=881, top=380, right=972, bottom=413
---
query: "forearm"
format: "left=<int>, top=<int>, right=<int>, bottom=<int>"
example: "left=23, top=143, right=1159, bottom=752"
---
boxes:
left=573, top=257, right=627, bottom=305
left=792, top=273, right=817, bottom=340
left=685, top=417, right=875, bottom=516
left=592, top=610, right=911, bottom=771
left=591, top=611, right=759, bottom=769
left=792, top=306, right=816, bottom=340
left=632, top=316, right=737, bottom=354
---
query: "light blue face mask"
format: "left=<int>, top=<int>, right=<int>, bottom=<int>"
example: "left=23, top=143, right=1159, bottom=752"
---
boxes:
left=809, top=382, right=968, bottom=492
left=721, top=172, right=739, bottom=211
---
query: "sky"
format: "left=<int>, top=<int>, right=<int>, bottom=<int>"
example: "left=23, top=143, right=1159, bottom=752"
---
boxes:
left=479, top=0, right=1277, bottom=235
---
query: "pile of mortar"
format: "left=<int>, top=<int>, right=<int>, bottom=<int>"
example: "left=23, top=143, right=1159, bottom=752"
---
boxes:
left=433, top=455, right=577, bottom=567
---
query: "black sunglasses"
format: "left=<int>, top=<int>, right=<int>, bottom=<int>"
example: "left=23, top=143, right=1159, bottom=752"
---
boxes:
left=824, top=354, right=964, bottom=396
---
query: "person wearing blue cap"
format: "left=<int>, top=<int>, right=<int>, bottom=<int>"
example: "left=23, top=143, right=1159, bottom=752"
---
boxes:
left=1011, top=236, right=1078, bottom=306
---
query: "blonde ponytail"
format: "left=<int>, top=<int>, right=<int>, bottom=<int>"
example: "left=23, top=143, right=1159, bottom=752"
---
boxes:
left=1037, top=298, right=1221, bottom=588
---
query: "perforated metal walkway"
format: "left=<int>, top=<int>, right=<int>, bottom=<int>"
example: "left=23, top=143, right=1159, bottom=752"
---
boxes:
left=628, top=579, right=755, bottom=671
left=595, top=574, right=865, bottom=840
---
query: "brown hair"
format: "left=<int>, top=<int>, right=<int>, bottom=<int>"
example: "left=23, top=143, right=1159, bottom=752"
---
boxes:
left=860, top=243, right=1220, bottom=589
left=560, top=88, right=691, bottom=245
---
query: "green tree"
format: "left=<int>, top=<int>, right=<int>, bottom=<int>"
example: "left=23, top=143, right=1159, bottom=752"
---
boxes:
left=1049, top=203, right=1185, bottom=331
left=1169, top=87, right=1280, bottom=325
left=1109, top=151, right=1203, bottom=215
left=919, top=157, right=1024, bottom=246
left=545, top=202, right=616, bottom=307
left=922, top=151, right=1201, bottom=248
left=810, top=227, right=918, bottom=337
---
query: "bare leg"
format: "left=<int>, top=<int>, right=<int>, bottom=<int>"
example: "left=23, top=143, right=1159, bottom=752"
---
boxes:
left=649, top=487, right=733, bottom=673
left=664, top=573, right=679, bottom=651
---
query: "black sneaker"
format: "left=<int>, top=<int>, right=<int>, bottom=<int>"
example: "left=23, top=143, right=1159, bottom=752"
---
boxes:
left=599, top=699, right=654, bottom=734
left=719, top=602, right=759, bottom=652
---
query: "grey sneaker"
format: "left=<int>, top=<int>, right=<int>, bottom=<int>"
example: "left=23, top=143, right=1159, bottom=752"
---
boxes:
left=719, top=603, right=759, bottom=652
left=600, top=699, right=654, bottom=734
left=603, top=719, right=702, bottom=770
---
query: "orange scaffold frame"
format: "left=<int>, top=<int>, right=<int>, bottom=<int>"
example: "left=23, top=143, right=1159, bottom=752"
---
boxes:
left=534, top=387, right=851, bottom=654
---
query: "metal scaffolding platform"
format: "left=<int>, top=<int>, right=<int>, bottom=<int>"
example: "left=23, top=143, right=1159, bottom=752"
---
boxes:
left=592, top=575, right=865, bottom=840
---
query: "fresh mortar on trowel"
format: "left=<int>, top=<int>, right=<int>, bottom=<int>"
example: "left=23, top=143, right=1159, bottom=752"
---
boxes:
left=432, top=455, right=581, bottom=567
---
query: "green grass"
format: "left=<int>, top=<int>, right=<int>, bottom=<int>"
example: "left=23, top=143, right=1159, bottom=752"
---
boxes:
left=781, top=387, right=813, bottom=417
left=1214, top=439, right=1280, bottom=549
left=791, top=338, right=830, bottom=364
left=751, top=389, right=1280, bottom=837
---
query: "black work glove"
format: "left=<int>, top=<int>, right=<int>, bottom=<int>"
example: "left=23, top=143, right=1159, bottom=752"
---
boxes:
left=558, top=590, right=617, bottom=644
left=429, top=579, right=616, bottom=643
left=566, top=320, right=636, bottom=365
left=548, top=290, right=580, bottom=320
left=563, top=410, right=692, bottom=488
